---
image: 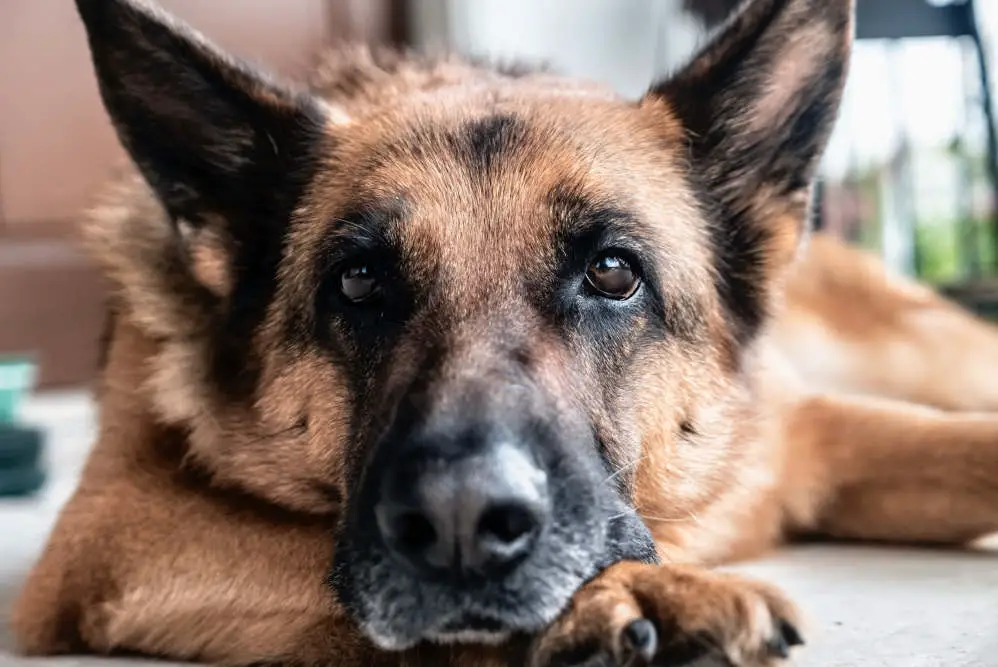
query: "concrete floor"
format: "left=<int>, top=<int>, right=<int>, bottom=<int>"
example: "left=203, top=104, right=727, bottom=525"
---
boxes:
left=2, top=391, right=997, bottom=667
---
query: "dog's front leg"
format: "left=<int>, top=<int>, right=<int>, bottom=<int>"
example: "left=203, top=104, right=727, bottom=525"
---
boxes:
left=784, top=393, right=998, bottom=545
left=9, top=460, right=388, bottom=667
left=529, top=562, right=803, bottom=667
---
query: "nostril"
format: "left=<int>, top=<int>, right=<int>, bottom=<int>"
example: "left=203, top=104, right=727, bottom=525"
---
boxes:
left=478, top=503, right=540, bottom=549
left=375, top=444, right=549, bottom=575
left=393, top=511, right=438, bottom=554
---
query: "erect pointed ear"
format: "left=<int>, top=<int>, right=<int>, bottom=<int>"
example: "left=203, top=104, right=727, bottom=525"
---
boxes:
left=646, top=0, right=853, bottom=344
left=75, top=0, right=329, bottom=293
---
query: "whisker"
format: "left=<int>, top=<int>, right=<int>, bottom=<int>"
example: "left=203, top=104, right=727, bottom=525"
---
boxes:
left=607, top=506, right=701, bottom=526
left=607, top=508, right=635, bottom=522
left=603, top=455, right=645, bottom=486
left=242, top=421, right=307, bottom=447
left=641, top=511, right=701, bottom=526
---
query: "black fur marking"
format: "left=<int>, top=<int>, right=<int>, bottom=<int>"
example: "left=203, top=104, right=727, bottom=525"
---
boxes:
left=768, top=60, right=847, bottom=198
left=95, top=300, right=119, bottom=373
left=360, top=114, right=528, bottom=183
left=451, top=113, right=527, bottom=175
left=703, top=185, right=773, bottom=349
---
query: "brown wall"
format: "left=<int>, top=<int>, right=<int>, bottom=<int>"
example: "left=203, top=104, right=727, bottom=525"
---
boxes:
left=0, top=0, right=395, bottom=388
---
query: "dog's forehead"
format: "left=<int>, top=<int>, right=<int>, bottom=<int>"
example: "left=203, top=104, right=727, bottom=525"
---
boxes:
left=297, top=86, right=706, bottom=285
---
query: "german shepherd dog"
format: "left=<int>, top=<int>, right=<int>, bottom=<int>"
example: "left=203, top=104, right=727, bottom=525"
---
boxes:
left=13, top=0, right=998, bottom=665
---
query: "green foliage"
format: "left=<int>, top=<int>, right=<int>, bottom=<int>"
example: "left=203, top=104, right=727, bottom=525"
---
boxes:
left=914, top=215, right=998, bottom=284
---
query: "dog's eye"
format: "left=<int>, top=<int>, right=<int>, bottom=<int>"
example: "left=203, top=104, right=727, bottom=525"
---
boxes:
left=340, top=264, right=380, bottom=303
left=585, top=253, right=640, bottom=300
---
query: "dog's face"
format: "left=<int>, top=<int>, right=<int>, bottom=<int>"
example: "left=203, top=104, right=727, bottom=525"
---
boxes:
left=76, top=0, right=851, bottom=652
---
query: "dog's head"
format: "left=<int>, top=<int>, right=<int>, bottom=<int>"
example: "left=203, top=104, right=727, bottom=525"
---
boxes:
left=76, top=0, right=852, bottom=651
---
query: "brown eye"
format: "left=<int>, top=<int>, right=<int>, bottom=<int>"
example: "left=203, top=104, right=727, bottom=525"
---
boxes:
left=585, top=254, right=640, bottom=300
left=340, top=264, right=380, bottom=302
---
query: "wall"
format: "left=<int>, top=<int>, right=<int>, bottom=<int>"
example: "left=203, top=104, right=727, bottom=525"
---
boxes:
left=0, top=0, right=390, bottom=387
left=409, top=0, right=704, bottom=98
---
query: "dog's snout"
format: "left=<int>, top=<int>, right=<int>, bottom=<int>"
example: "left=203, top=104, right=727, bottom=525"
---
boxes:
left=375, top=443, right=550, bottom=576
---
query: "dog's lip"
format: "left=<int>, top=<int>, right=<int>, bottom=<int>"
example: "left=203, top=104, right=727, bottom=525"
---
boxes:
left=425, top=613, right=514, bottom=646
left=425, top=628, right=512, bottom=646
left=365, top=608, right=544, bottom=651
left=436, top=613, right=508, bottom=634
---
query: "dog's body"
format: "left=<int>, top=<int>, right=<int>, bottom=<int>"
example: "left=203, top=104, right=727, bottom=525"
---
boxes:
left=12, top=0, right=998, bottom=665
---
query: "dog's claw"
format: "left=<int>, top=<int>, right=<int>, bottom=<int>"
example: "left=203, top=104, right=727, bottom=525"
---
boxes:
left=766, top=631, right=790, bottom=659
left=779, top=619, right=805, bottom=648
left=765, top=618, right=804, bottom=661
left=621, top=619, right=657, bottom=662
left=531, top=563, right=806, bottom=667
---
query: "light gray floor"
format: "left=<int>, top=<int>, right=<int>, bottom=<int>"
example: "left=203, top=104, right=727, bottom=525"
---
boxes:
left=2, top=392, right=997, bottom=667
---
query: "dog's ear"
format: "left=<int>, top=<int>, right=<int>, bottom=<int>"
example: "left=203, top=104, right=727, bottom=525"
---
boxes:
left=75, top=0, right=328, bottom=293
left=647, top=0, right=853, bottom=344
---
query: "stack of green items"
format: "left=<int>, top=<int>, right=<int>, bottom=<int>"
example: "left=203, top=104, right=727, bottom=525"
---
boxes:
left=0, top=356, right=45, bottom=497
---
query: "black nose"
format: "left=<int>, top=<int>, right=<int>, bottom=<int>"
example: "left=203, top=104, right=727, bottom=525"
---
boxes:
left=375, top=444, right=550, bottom=576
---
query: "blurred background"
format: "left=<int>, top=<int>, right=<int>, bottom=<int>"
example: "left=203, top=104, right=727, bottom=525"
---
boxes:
left=3, top=0, right=998, bottom=393
left=1, top=0, right=997, bottom=390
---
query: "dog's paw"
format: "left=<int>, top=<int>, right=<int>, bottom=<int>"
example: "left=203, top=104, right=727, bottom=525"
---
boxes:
left=529, top=562, right=804, bottom=667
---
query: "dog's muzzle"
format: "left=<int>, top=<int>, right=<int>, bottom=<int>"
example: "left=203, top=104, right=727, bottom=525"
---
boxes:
left=330, top=379, right=656, bottom=650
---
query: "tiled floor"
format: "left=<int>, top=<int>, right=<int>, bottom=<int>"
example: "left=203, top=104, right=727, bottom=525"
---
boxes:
left=1, top=391, right=997, bottom=666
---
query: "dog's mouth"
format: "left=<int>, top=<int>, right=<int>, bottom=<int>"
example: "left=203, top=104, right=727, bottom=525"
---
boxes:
left=349, top=559, right=589, bottom=651
left=423, top=614, right=513, bottom=645
left=438, top=613, right=507, bottom=634
left=359, top=598, right=549, bottom=651
left=335, top=509, right=659, bottom=652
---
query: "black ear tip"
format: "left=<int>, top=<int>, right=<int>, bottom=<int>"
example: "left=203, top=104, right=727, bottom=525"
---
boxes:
left=74, top=0, right=130, bottom=21
left=75, top=0, right=192, bottom=59
left=74, top=0, right=105, bottom=23
left=75, top=0, right=161, bottom=32
left=75, top=0, right=130, bottom=32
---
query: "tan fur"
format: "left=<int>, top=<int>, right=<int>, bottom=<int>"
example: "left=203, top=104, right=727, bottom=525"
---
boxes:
left=751, top=27, right=835, bottom=133
left=631, top=234, right=998, bottom=566
left=532, top=562, right=802, bottom=667
left=12, top=0, right=998, bottom=665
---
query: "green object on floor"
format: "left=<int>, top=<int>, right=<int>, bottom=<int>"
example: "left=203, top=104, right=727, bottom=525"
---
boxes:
left=0, top=355, right=36, bottom=424
left=0, top=355, right=46, bottom=497
left=0, top=461, right=45, bottom=496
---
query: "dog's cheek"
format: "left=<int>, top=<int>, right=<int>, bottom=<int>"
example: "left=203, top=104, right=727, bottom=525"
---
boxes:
left=261, top=351, right=353, bottom=502
left=627, top=345, right=740, bottom=524
left=181, top=348, right=353, bottom=514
